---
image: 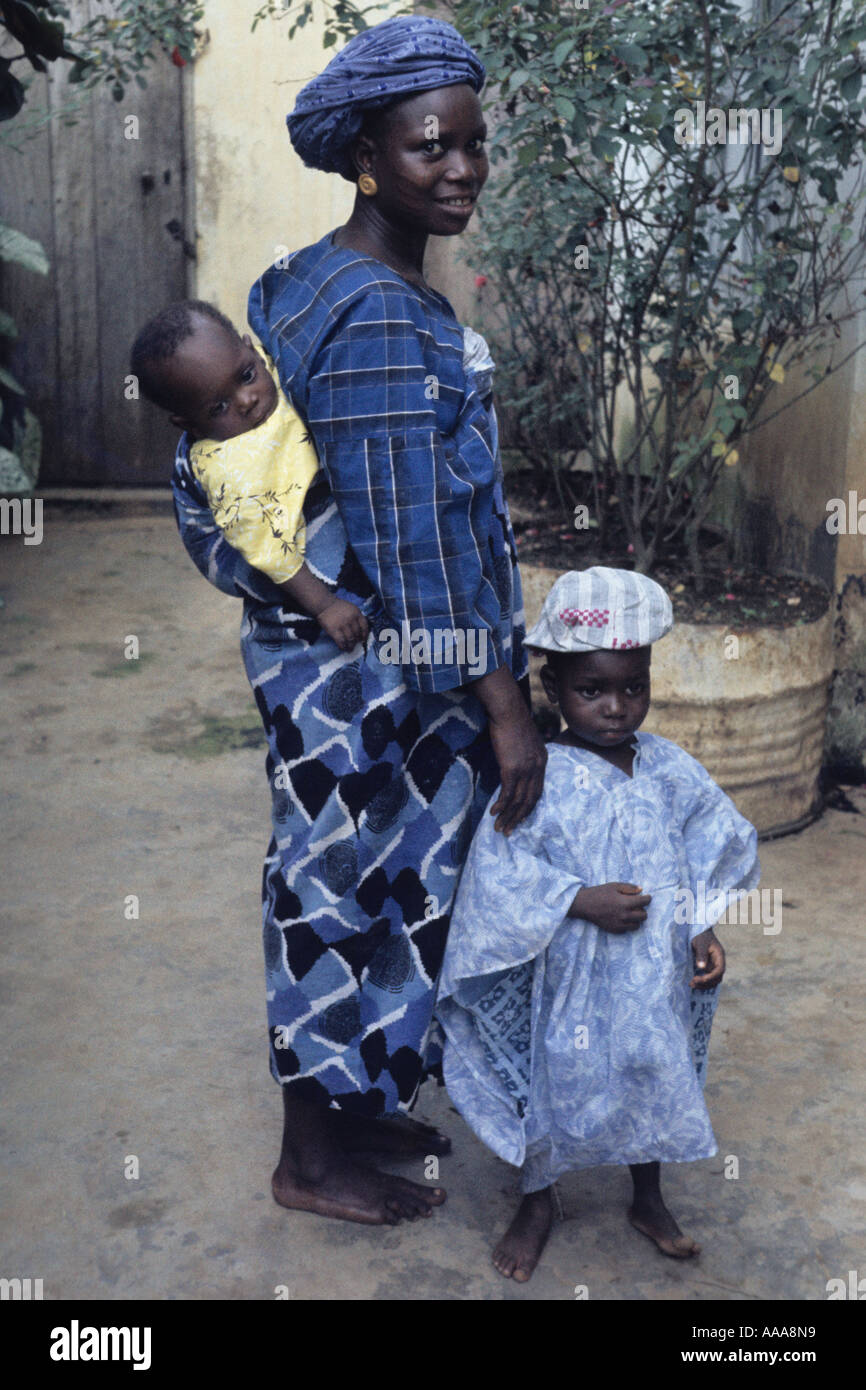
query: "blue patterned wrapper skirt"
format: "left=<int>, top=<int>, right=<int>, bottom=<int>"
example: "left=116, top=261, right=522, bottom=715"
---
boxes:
left=249, top=613, right=500, bottom=1114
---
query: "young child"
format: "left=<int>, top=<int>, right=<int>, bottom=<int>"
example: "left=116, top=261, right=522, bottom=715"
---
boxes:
left=130, top=300, right=368, bottom=651
left=437, top=567, right=760, bottom=1282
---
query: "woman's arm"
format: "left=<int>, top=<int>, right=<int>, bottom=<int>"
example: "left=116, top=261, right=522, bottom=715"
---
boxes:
left=472, top=666, right=546, bottom=835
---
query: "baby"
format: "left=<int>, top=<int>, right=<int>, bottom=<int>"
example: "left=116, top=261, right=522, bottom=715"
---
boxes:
left=130, top=300, right=369, bottom=651
left=437, top=567, right=760, bottom=1282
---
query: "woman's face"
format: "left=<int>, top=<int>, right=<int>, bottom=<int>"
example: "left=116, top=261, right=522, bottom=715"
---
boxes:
left=357, top=83, right=489, bottom=235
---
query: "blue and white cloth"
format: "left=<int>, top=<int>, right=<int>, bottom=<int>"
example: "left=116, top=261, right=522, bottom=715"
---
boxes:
left=287, top=14, right=486, bottom=181
left=171, top=230, right=527, bottom=1114
left=436, top=735, right=759, bottom=1190
left=248, top=229, right=522, bottom=693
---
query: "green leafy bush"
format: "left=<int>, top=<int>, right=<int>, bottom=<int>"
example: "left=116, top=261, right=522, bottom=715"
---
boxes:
left=283, top=0, right=866, bottom=577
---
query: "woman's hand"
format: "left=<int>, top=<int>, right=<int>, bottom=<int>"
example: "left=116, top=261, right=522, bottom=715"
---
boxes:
left=472, top=666, right=546, bottom=835
left=569, top=883, right=651, bottom=933
left=690, top=929, right=725, bottom=988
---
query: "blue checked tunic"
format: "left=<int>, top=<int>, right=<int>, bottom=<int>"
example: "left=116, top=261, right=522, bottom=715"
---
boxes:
left=248, top=232, right=513, bottom=692
left=437, top=736, right=759, bottom=1190
left=171, top=230, right=527, bottom=1114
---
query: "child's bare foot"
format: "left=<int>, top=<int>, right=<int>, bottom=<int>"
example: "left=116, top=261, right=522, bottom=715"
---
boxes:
left=492, top=1188, right=553, bottom=1282
left=272, top=1153, right=446, bottom=1226
left=628, top=1192, right=700, bottom=1258
left=628, top=1160, right=699, bottom=1257
left=334, top=1111, right=452, bottom=1157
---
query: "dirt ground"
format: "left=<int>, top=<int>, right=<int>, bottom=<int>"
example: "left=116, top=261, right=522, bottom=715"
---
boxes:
left=1, top=502, right=865, bottom=1301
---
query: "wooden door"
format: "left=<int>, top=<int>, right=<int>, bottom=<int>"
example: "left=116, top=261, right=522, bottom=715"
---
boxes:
left=0, top=5, right=191, bottom=485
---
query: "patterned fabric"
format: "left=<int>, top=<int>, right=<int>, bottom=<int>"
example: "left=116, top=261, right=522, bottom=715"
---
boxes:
left=286, top=14, right=485, bottom=181
left=559, top=608, right=609, bottom=627
left=436, top=734, right=759, bottom=1189
left=171, top=236, right=527, bottom=1114
left=189, top=356, right=319, bottom=584
left=248, top=230, right=519, bottom=693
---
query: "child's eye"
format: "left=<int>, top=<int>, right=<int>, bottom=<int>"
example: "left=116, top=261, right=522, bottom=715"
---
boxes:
left=208, top=400, right=228, bottom=417
left=626, top=683, right=647, bottom=695
left=576, top=687, right=600, bottom=698
left=242, top=365, right=257, bottom=383
left=422, top=139, right=443, bottom=154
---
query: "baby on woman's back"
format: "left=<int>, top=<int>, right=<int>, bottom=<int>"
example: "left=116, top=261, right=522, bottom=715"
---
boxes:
left=130, top=299, right=369, bottom=652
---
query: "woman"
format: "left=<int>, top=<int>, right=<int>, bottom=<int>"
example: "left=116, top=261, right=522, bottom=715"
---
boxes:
left=171, top=15, right=546, bottom=1227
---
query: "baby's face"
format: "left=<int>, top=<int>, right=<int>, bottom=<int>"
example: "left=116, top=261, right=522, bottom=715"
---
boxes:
left=542, top=647, right=652, bottom=748
left=165, top=317, right=278, bottom=441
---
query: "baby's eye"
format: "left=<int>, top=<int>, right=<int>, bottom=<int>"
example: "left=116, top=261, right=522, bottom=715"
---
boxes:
left=421, top=139, right=444, bottom=154
left=577, top=687, right=600, bottom=698
left=208, top=400, right=228, bottom=417
left=242, top=364, right=257, bottom=383
left=626, top=683, right=647, bottom=695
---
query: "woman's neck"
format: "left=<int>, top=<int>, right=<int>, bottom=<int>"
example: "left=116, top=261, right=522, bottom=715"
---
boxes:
left=333, top=199, right=429, bottom=287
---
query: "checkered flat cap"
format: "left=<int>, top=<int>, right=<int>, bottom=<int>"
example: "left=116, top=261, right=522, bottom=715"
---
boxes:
left=524, top=567, right=673, bottom=653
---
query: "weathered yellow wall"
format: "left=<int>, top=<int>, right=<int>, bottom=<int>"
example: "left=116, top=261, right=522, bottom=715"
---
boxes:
left=734, top=320, right=858, bottom=589
left=730, top=312, right=866, bottom=775
left=189, top=2, right=485, bottom=334
left=836, top=336, right=866, bottom=583
left=190, top=2, right=396, bottom=328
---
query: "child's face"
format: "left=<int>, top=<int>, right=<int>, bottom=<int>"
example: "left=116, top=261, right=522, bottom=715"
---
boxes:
left=540, top=647, right=652, bottom=748
left=165, top=317, right=278, bottom=441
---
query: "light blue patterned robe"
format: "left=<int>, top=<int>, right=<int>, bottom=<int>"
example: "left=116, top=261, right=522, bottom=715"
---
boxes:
left=436, top=734, right=760, bottom=1191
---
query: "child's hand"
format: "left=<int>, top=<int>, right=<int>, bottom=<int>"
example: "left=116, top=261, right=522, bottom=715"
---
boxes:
left=690, top=929, right=725, bottom=989
left=569, top=883, right=651, bottom=934
left=317, top=599, right=370, bottom=652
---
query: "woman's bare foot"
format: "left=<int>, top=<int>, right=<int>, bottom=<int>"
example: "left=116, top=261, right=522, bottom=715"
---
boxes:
left=492, top=1187, right=553, bottom=1282
left=273, top=1089, right=446, bottom=1226
left=333, top=1111, right=452, bottom=1157
left=272, top=1154, right=445, bottom=1226
left=628, top=1162, right=700, bottom=1258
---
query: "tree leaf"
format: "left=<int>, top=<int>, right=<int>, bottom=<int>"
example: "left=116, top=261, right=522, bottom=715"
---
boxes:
left=0, top=222, right=49, bottom=274
left=613, top=43, right=649, bottom=72
left=0, top=363, right=25, bottom=394
left=840, top=69, right=862, bottom=101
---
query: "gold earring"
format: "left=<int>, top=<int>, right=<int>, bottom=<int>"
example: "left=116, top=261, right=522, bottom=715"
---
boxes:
left=358, top=173, right=378, bottom=196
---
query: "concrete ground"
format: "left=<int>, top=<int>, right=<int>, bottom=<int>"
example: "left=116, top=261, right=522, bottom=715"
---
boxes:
left=2, top=503, right=865, bottom=1301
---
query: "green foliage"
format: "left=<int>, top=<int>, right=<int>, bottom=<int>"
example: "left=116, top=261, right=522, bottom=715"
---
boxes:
left=447, top=0, right=866, bottom=574
left=251, top=0, right=392, bottom=45
left=0, top=221, right=49, bottom=276
left=287, top=0, right=866, bottom=576
left=0, top=2, right=204, bottom=107
left=0, top=216, right=48, bottom=491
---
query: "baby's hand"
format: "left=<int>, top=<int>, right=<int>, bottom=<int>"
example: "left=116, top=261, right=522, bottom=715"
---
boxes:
left=569, top=882, right=651, bottom=934
left=317, top=599, right=370, bottom=652
left=690, top=929, right=725, bottom=989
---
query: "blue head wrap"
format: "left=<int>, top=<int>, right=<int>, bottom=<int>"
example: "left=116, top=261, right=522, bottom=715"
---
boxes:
left=286, top=14, right=486, bottom=182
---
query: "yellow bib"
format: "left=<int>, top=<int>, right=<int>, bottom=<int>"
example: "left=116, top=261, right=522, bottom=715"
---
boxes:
left=190, top=357, right=319, bottom=584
